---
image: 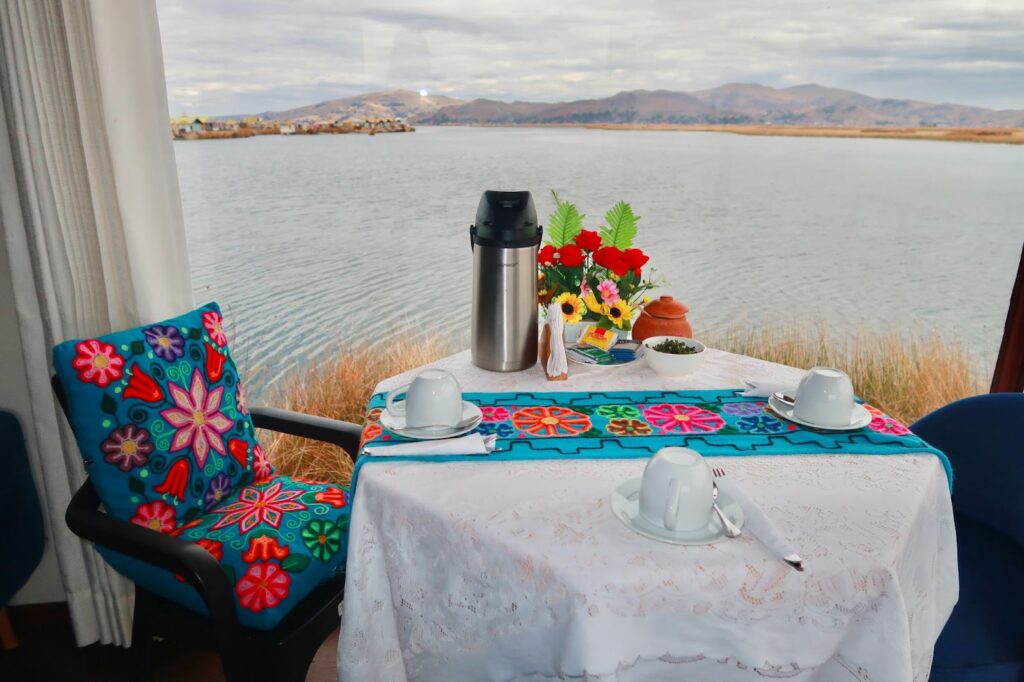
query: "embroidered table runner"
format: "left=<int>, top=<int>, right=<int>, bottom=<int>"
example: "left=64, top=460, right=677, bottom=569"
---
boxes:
left=354, top=390, right=951, bottom=489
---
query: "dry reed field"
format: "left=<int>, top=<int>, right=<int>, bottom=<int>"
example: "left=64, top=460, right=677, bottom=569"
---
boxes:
left=262, top=326, right=985, bottom=486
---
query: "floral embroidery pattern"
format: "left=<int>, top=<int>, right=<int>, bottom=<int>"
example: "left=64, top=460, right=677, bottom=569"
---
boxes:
left=723, top=401, right=766, bottom=417
left=131, top=500, right=176, bottom=533
left=475, top=422, right=515, bottom=437
left=236, top=562, right=290, bottom=612
left=252, top=445, right=273, bottom=483
left=210, top=480, right=307, bottom=533
left=512, top=406, right=592, bottom=436
left=101, top=425, right=154, bottom=471
left=202, top=310, right=228, bottom=346
left=595, top=404, right=641, bottom=420
left=161, top=369, right=233, bottom=468
left=869, top=415, right=911, bottom=436
left=143, top=325, right=185, bottom=361
left=72, top=340, right=125, bottom=387
left=360, top=423, right=383, bottom=448
left=315, top=487, right=349, bottom=508
left=301, top=519, right=343, bottom=561
left=480, top=406, right=511, bottom=422
left=605, top=418, right=653, bottom=436
left=736, top=414, right=785, bottom=434
left=204, top=472, right=233, bottom=510
left=642, top=403, right=725, bottom=434
left=154, top=457, right=191, bottom=502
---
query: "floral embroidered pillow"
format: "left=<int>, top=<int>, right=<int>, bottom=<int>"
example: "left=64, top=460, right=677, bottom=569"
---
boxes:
left=53, top=302, right=271, bottom=526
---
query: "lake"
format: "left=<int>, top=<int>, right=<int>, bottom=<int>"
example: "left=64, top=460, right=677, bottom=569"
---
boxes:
left=173, top=127, right=1023, bottom=396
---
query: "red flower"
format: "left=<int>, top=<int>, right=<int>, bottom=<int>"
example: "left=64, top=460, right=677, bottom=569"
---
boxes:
left=130, top=500, right=176, bottom=534
left=594, top=246, right=630, bottom=277
left=624, top=248, right=649, bottom=275
left=202, top=310, right=228, bottom=346
left=315, top=487, right=349, bottom=508
left=236, top=562, right=291, bottom=612
left=557, top=244, right=585, bottom=267
left=574, top=229, right=602, bottom=252
left=242, top=535, right=290, bottom=563
left=538, top=244, right=557, bottom=266
left=210, top=479, right=306, bottom=534
left=123, top=364, right=163, bottom=403
left=205, top=343, right=226, bottom=383
left=228, top=438, right=249, bottom=467
left=176, top=539, right=223, bottom=581
left=154, top=457, right=190, bottom=502
left=72, top=340, right=125, bottom=387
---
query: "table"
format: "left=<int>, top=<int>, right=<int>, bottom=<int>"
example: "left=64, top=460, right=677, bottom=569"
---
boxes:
left=337, top=349, right=957, bottom=681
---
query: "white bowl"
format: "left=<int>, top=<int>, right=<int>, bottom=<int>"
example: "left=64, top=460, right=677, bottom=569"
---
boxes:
left=642, top=336, right=707, bottom=377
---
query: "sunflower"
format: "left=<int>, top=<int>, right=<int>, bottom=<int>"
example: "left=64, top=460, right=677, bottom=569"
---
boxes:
left=582, top=291, right=602, bottom=314
left=602, top=299, right=633, bottom=328
left=554, top=292, right=585, bottom=325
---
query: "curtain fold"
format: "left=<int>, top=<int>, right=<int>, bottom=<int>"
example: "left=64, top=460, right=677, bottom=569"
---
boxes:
left=0, top=0, right=193, bottom=646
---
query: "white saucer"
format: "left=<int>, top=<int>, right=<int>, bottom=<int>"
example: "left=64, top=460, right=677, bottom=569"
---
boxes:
left=610, top=478, right=745, bottom=546
left=767, top=394, right=872, bottom=431
left=379, top=401, right=483, bottom=440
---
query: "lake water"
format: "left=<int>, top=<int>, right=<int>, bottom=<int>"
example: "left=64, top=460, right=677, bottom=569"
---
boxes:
left=174, top=127, right=1023, bottom=396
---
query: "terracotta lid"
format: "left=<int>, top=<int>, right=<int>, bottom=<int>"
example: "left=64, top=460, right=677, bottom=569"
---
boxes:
left=643, top=295, right=688, bottom=319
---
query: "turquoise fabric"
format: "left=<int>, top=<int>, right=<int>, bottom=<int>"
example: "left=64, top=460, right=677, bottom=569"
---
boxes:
left=355, top=390, right=951, bottom=490
left=52, top=302, right=351, bottom=630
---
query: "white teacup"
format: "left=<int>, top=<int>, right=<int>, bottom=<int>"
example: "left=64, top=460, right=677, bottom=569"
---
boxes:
left=638, top=447, right=714, bottom=532
left=385, top=369, right=463, bottom=428
left=794, top=367, right=856, bottom=427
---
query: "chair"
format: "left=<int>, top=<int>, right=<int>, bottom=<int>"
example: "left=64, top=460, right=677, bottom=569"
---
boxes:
left=51, top=303, right=364, bottom=682
left=0, top=411, right=45, bottom=650
left=910, top=393, right=1024, bottom=682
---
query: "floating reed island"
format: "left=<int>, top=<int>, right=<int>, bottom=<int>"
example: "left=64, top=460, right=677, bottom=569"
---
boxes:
left=170, top=115, right=414, bottom=140
left=260, top=325, right=985, bottom=486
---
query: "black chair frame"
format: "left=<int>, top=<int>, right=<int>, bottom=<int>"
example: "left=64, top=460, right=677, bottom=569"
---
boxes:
left=54, top=377, right=363, bottom=682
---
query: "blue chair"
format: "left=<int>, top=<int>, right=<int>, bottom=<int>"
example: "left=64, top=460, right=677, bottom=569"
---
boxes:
left=0, top=410, right=45, bottom=650
left=911, top=393, right=1024, bottom=682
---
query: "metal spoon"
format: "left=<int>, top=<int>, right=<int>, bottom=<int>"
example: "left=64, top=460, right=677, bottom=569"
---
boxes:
left=712, top=482, right=742, bottom=538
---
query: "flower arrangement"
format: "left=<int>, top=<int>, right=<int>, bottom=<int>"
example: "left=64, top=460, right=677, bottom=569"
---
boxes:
left=538, top=192, right=656, bottom=333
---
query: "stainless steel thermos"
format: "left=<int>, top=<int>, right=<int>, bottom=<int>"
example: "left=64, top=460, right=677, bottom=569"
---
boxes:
left=470, top=190, right=541, bottom=371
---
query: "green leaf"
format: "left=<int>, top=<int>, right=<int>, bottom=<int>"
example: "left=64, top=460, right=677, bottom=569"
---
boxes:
left=101, top=394, right=117, bottom=415
left=598, top=200, right=638, bottom=249
left=130, top=340, right=145, bottom=355
left=128, top=477, right=145, bottom=494
left=281, top=554, right=311, bottom=573
left=189, top=328, right=202, bottom=340
left=545, top=191, right=584, bottom=248
left=182, top=506, right=201, bottom=522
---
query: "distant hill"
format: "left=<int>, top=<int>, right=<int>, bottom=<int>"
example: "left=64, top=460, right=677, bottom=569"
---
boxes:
left=410, top=83, right=1024, bottom=128
left=260, top=89, right=465, bottom=122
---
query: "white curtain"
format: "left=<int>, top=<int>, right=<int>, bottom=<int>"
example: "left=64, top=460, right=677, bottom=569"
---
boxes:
left=0, top=0, right=193, bottom=646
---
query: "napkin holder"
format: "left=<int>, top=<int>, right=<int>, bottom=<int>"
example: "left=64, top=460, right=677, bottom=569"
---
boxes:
left=539, top=303, right=568, bottom=381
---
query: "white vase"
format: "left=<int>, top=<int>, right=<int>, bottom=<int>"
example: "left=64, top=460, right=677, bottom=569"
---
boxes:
left=564, top=321, right=586, bottom=344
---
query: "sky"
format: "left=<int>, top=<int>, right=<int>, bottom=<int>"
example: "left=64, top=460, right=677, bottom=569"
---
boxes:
left=157, top=0, right=1024, bottom=116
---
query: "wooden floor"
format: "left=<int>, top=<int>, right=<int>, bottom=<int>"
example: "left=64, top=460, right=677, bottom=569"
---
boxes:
left=0, top=605, right=339, bottom=681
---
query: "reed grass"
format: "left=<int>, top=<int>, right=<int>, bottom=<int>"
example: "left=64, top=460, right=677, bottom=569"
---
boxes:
left=262, top=324, right=985, bottom=486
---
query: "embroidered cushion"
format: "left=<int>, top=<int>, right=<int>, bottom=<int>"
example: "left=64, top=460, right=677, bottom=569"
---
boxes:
left=101, top=474, right=350, bottom=631
left=53, top=302, right=267, bottom=525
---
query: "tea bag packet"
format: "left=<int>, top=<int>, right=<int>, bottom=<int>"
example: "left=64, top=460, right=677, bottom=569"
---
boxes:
left=540, top=302, right=569, bottom=381
left=579, top=325, right=617, bottom=351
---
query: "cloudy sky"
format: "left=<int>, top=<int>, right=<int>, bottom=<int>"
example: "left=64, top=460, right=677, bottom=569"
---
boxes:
left=157, top=0, right=1024, bottom=116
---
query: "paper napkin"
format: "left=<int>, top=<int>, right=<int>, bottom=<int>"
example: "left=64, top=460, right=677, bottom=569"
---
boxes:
left=715, top=474, right=804, bottom=570
left=363, top=433, right=497, bottom=457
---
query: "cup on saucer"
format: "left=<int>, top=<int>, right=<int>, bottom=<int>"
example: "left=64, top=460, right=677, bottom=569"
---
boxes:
left=385, top=369, right=462, bottom=429
left=793, top=367, right=856, bottom=428
left=638, top=447, right=714, bottom=532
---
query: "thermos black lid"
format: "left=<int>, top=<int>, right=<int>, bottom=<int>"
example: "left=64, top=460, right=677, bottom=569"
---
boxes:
left=471, top=190, right=541, bottom=248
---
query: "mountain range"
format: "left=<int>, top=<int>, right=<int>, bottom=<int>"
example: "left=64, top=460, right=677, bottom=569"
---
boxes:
left=258, top=84, right=1024, bottom=128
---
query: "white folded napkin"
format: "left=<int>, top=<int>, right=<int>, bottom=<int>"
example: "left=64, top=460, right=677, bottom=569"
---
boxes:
left=363, top=433, right=497, bottom=457
left=741, top=379, right=798, bottom=399
left=715, top=474, right=805, bottom=570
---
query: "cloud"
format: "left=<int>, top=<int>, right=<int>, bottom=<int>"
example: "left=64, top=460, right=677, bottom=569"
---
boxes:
left=157, top=0, right=1024, bottom=115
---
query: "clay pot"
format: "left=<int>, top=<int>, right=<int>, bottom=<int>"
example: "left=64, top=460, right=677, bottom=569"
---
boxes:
left=632, top=296, right=692, bottom=342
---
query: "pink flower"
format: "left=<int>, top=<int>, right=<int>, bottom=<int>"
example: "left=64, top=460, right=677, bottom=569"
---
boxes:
left=202, top=310, right=228, bottom=346
left=596, top=279, right=620, bottom=304
left=130, top=500, right=176, bottom=534
left=481, top=406, right=511, bottom=422
left=252, top=445, right=273, bottom=482
left=71, top=340, right=125, bottom=387
left=210, top=479, right=306, bottom=534
left=160, top=369, right=234, bottom=468
left=869, top=415, right=910, bottom=436
left=642, top=403, right=725, bottom=434
left=236, top=562, right=290, bottom=612
left=236, top=383, right=249, bottom=416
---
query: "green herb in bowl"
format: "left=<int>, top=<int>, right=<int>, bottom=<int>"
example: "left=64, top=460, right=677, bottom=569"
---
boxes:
left=651, top=339, right=699, bottom=355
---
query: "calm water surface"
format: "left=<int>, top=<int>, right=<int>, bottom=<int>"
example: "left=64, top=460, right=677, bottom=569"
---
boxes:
left=174, top=127, right=1023, bottom=396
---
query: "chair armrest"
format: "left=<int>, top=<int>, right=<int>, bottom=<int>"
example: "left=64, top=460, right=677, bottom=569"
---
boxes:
left=250, top=407, right=362, bottom=460
left=65, top=479, right=240, bottom=634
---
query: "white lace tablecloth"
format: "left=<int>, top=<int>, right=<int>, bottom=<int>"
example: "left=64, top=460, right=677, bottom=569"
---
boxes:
left=338, top=349, right=958, bottom=681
